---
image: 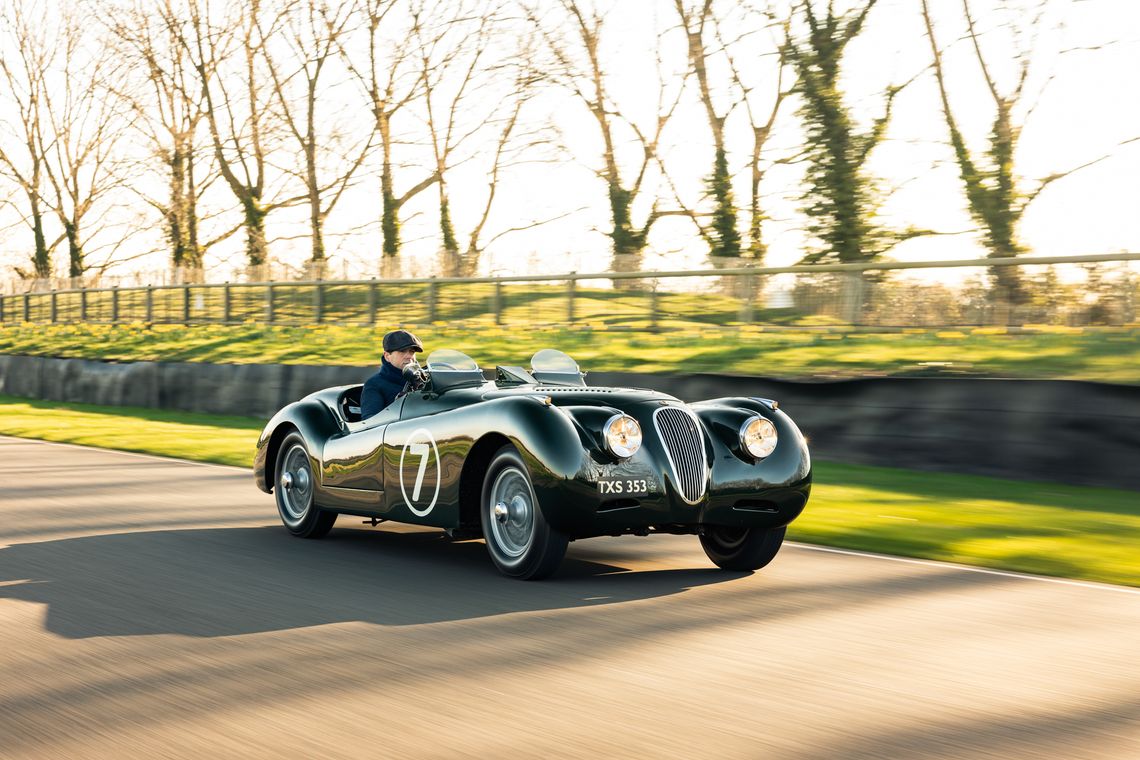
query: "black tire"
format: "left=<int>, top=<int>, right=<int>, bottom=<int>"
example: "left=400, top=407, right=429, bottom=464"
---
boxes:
left=274, top=432, right=338, bottom=538
left=480, top=445, right=568, bottom=580
left=700, top=525, right=786, bottom=571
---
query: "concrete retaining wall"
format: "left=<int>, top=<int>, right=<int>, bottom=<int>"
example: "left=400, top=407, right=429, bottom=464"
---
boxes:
left=2, top=354, right=1138, bottom=490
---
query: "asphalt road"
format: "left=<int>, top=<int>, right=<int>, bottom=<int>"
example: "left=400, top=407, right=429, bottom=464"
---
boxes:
left=1, top=435, right=1137, bottom=760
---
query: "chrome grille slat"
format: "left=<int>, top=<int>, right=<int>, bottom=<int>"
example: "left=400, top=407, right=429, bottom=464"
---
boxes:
left=653, top=407, right=708, bottom=504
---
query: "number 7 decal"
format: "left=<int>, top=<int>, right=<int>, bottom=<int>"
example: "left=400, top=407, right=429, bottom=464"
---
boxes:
left=399, top=428, right=441, bottom=516
left=407, top=442, right=429, bottom=501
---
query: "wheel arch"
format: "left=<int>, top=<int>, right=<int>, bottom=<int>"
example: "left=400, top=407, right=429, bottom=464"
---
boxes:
left=457, top=432, right=511, bottom=533
left=255, top=399, right=339, bottom=493
left=264, top=422, right=301, bottom=492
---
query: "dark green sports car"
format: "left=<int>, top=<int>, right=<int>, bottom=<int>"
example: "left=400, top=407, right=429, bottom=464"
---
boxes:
left=254, top=349, right=811, bottom=579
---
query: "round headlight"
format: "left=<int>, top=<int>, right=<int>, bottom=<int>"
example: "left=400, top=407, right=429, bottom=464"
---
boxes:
left=603, top=414, right=642, bottom=459
left=741, top=416, right=777, bottom=459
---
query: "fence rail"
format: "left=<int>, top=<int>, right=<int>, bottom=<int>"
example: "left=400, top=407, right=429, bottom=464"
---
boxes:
left=2, top=253, right=1138, bottom=330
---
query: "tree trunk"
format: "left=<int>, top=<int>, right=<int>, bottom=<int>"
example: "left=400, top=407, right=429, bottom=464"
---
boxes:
left=65, top=219, right=83, bottom=278
left=748, top=127, right=766, bottom=260
left=30, top=192, right=50, bottom=278
left=185, top=146, right=202, bottom=269
left=707, top=147, right=741, bottom=258
left=170, top=147, right=188, bottom=267
left=243, top=199, right=268, bottom=267
left=306, top=139, right=324, bottom=263
left=439, top=193, right=458, bottom=257
left=379, top=111, right=399, bottom=257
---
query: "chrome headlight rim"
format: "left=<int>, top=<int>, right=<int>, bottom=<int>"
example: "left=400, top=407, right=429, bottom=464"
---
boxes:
left=603, top=413, right=642, bottom=459
left=740, top=415, right=777, bottom=459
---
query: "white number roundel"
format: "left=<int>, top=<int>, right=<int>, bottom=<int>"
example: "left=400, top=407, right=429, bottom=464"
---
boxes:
left=399, top=428, right=441, bottom=516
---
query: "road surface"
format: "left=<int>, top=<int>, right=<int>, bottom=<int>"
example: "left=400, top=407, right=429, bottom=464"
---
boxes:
left=1, top=435, right=1137, bottom=759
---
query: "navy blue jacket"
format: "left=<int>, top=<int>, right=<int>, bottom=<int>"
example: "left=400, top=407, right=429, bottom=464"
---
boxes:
left=361, top=358, right=407, bottom=419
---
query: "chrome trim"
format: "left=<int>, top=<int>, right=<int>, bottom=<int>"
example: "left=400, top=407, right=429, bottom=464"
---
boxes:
left=739, top=415, right=777, bottom=460
left=603, top=413, right=642, bottom=459
left=652, top=406, right=708, bottom=504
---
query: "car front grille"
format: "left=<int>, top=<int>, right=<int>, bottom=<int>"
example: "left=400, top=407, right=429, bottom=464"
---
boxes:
left=653, top=407, right=708, bottom=504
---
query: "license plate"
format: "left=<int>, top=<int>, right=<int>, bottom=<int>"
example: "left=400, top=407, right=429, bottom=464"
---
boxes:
left=597, top=478, right=649, bottom=495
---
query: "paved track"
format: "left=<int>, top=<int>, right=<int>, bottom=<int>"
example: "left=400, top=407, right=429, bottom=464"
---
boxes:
left=1, top=435, right=1137, bottom=759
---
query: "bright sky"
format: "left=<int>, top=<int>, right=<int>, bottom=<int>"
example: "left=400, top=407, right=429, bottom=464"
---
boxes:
left=0, top=0, right=1137, bottom=284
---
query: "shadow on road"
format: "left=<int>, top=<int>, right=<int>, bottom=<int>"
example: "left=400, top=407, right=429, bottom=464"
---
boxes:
left=0, top=523, right=740, bottom=638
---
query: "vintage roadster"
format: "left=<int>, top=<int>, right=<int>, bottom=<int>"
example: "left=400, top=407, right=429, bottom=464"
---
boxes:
left=254, top=349, right=811, bottom=579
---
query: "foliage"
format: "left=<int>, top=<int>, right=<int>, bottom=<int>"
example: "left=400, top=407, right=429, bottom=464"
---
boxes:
left=2, top=319, right=1139, bottom=383
left=705, top=148, right=741, bottom=257
left=786, top=1, right=895, bottom=265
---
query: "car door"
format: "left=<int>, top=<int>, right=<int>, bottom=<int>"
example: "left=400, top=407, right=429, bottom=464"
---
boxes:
left=320, top=396, right=407, bottom=495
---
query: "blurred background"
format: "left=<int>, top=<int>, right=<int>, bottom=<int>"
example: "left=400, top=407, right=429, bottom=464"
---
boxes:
left=0, top=0, right=1136, bottom=308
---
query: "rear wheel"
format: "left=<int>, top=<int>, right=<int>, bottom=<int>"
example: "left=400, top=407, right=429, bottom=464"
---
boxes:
left=700, top=525, right=786, bottom=571
left=480, top=445, right=568, bottom=580
left=275, top=432, right=337, bottom=538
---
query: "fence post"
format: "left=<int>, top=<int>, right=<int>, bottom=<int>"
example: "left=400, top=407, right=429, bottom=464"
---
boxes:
left=427, top=277, right=437, bottom=322
left=265, top=284, right=275, bottom=324
left=314, top=282, right=324, bottom=324
left=842, top=270, right=864, bottom=326
left=23, top=293, right=30, bottom=323
left=567, top=273, right=576, bottom=324
left=494, top=280, right=503, bottom=325
left=0, top=294, right=5, bottom=323
left=79, top=289, right=87, bottom=321
left=111, top=286, right=120, bottom=324
left=50, top=291, right=57, bottom=324
left=649, top=280, right=658, bottom=333
left=182, top=285, right=191, bottom=324
left=146, top=286, right=154, bottom=324
left=367, top=279, right=377, bottom=325
left=738, top=273, right=755, bottom=323
left=223, top=284, right=231, bottom=324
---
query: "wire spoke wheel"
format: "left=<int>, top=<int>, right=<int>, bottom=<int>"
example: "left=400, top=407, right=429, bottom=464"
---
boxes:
left=480, top=445, right=567, bottom=580
left=274, top=432, right=337, bottom=539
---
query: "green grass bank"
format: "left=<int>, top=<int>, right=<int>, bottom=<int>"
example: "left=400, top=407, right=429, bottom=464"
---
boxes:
left=2, top=322, right=1139, bottom=382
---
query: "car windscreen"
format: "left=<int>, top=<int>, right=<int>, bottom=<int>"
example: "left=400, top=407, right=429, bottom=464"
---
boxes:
left=530, top=349, right=579, bottom=373
left=530, top=349, right=585, bottom=386
left=425, top=349, right=479, bottom=372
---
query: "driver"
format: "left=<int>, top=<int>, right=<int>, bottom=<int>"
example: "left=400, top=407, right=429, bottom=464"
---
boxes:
left=361, top=329, right=424, bottom=419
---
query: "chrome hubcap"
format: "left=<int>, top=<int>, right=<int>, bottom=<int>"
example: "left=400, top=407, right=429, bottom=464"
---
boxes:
left=279, top=445, right=313, bottom=522
left=488, top=467, right=534, bottom=558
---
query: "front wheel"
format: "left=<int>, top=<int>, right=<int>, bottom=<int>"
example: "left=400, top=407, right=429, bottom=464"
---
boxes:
left=480, top=445, right=568, bottom=580
left=274, top=432, right=338, bottom=538
left=700, top=525, right=786, bottom=571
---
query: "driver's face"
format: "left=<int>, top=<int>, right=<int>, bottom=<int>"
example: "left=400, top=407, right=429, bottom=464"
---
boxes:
left=384, top=348, right=418, bottom=369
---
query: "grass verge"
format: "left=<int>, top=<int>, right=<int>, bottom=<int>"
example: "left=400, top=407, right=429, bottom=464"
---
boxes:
left=2, top=394, right=1136, bottom=587
left=2, top=322, right=1140, bottom=382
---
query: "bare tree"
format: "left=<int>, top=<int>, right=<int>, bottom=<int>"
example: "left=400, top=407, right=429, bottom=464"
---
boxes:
left=409, top=1, right=549, bottom=275
left=786, top=0, right=901, bottom=265
left=712, top=3, right=792, bottom=262
left=182, top=0, right=301, bottom=270
left=263, top=0, right=372, bottom=270
left=107, top=0, right=215, bottom=273
left=919, top=0, right=1116, bottom=306
left=340, top=0, right=434, bottom=259
left=0, top=0, right=54, bottom=279
left=530, top=0, right=688, bottom=269
left=675, top=0, right=740, bottom=258
left=33, top=4, right=132, bottom=280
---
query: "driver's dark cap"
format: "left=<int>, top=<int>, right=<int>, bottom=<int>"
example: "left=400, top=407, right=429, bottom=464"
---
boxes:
left=382, top=329, right=423, bottom=353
